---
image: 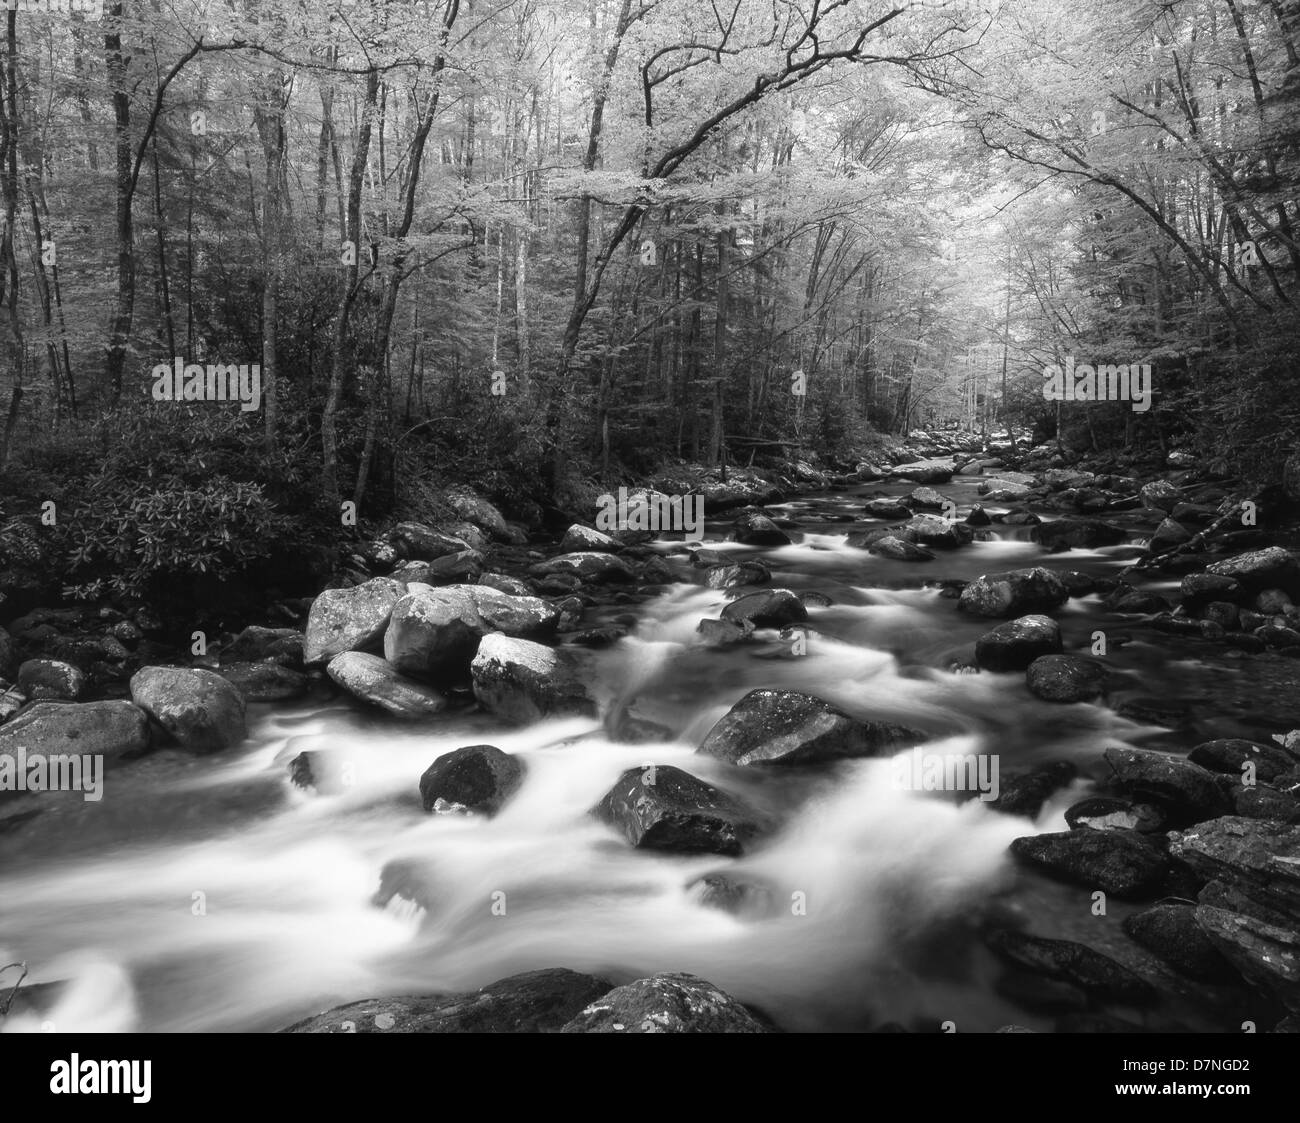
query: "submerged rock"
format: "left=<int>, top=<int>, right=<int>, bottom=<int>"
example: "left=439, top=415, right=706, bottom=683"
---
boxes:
left=592, top=765, right=765, bottom=855
left=697, top=688, right=923, bottom=766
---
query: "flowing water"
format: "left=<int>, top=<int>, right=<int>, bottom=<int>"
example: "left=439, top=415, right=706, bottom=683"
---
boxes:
left=0, top=466, right=1282, bottom=1033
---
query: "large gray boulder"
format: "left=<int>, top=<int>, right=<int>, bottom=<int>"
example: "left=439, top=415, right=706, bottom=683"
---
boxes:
left=304, top=577, right=406, bottom=665
left=0, top=700, right=150, bottom=769
left=975, top=615, right=1062, bottom=672
left=470, top=634, right=596, bottom=724
left=419, top=744, right=524, bottom=815
left=130, top=666, right=247, bottom=752
left=958, top=567, right=1069, bottom=618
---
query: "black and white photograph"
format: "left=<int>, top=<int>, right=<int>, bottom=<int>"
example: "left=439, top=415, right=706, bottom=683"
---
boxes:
left=0, top=0, right=1295, bottom=1093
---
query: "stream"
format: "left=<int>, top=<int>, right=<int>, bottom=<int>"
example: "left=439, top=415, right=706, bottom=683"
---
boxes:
left=0, top=464, right=1280, bottom=1033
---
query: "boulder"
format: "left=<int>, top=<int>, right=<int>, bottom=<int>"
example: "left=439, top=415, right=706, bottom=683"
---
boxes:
left=1196, top=906, right=1300, bottom=1012
left=560, top=973, right=771, bottom=1033
left=705, top=562, right=771, bottom=589
left=1064, top=797, right=1165, bottom=834
left=1168, top=817, right=1300, bottom=923
left=1009, top=829, right=1168, bottom=898
left=478, top=573, right=535, bottom=597
left=904, top=515, right=971, bottom=548
left=390, top=522, right=472, bottom=561
left=217, top=662, right=310, bottom=702
left=304, top=577, right=406, bottom=665
left=1026, top=655, right=1107, bottom=702
left=443, top=486, right=511, bottom=541
left=1181, top=572, right=1241, bottom=608
left=908, top=486, right=952, bottom=510
left=559, top=524, right=620, bottom=553
left=868, top=536, right=935, bottom=562
left=16, top=658, right=85, bottom=702
left=528, top=552, right=638, bottom=584
left=986, top=930, right=1153, bottom=1002
left=419, top=745, right=525, bottom=815
left=1102, top=746, right=1230, bottom=823
left=1189, top=739, right=1297, bottom=784
left=731, top=512, right=791, bottom=546
left=1207, top=547, right=1300, bottom=592
left=326, top=652, right=447, bottom=720
left=719, top=589, right=808, bottom=629
left=864, top=499, right=911, bottom=520
left=1122, top=904, right=1237, bottom=983
left=470, top=634, right=596, bottom=724
left=1149, top=518, right=1192, bottom=553
left=1030, top=518, right=1127, bottom=550
left=592, top=765, right=765, bottom=856
left=958, top=567, right=1069, bottom=618
left=220, top=626, right=303, bottom=667
left=0, top=700, right=149, bottom=768
left=697, top=688, right=922, bottom=766
left=989, top=761, right=1076, bottom=817
left=975, top=615, right=1062, bottom=672
left=129, top=666, right=246, bottom=752
left=1140, top=480, right=1180, bottom=512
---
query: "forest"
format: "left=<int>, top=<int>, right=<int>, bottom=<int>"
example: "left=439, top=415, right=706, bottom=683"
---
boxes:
left=0, top=0, right=1294, bottom=616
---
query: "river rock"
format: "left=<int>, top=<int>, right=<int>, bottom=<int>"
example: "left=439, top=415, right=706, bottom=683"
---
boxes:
left=986, top=930, right=1154, bottom=1002
left=304, top=577, right=406, bottom=665
left=719, top=589, right=808, bottom=628
left=220, top=626, right=303, bottom=667
left=218, top=662, right=310, bottom=702
left=1009, top=829, right=1168, bottom=898
left=1168, top=817, right=1300, bottom=923
left=470, top=634, right=595, bottom=724
left=686, top=873, right=778, bottom=919
left=1181, top=572, right=1241, bottom=609
left=1149, top=518, right=1192, bottom=553
left=705, top=561, right=771, bottom=589
left=560, top=972, right=771, bottom=1033
left=1195, top=906, right=1300, bottom=1012
left=390, top=522, right=471, bottom=561
left=16, top=659, right=85, bottom=702
left=1207, top=547, right=1300, bottom=592
left=326, top=652, right=447, bottom=719
left=975, top=615, right=1063, bottom=672
left=1026, top=654, right=1107, bottom=702
left=1122, top=903, right=1237, bottom=983
left=1140, top=480, right=1181, bottom=512
left=559, top=524, right=620, bottom=553
left=979, top=479, right=1033, bottom=501
left=989, top=760, right=1076, bottom=817
left=1064, top=797, right=1166, bottom=834
left=864, top=499, right=911, bottom=520
left=893, top=462, right=953, bottom=484
left=869, top=536, right=935, bottom=561
left=528, top=552, right=637, bottom=584
left=592, top=765, right=764, bottom=855
left=443, top=486, right=510, bottom=541
left=697, top=688, right=923, bottom=766
left=419, top=744, right=525, bottom=816
left=0, top=700, right=150, bottom=767
left=130, top=666, right=246, bottom=752
left=958, top=567, right=1069, bottom=618
left=731, top=512, right=791, bottom=546
left=1030, top=518, right=1127, bottom=550
left=908, top=486, right=951, bottom=510
left=284, top=968, right=613, bottom=1033
left=1102, top=746, right=1230, bottom=823
left=1189, top=739, right=1297, bottom=784
left=478, top=573, right=534, bottom=597
left=904, top=515, right=971, bottom=548
left=420, top=550, right=486, bottom=585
